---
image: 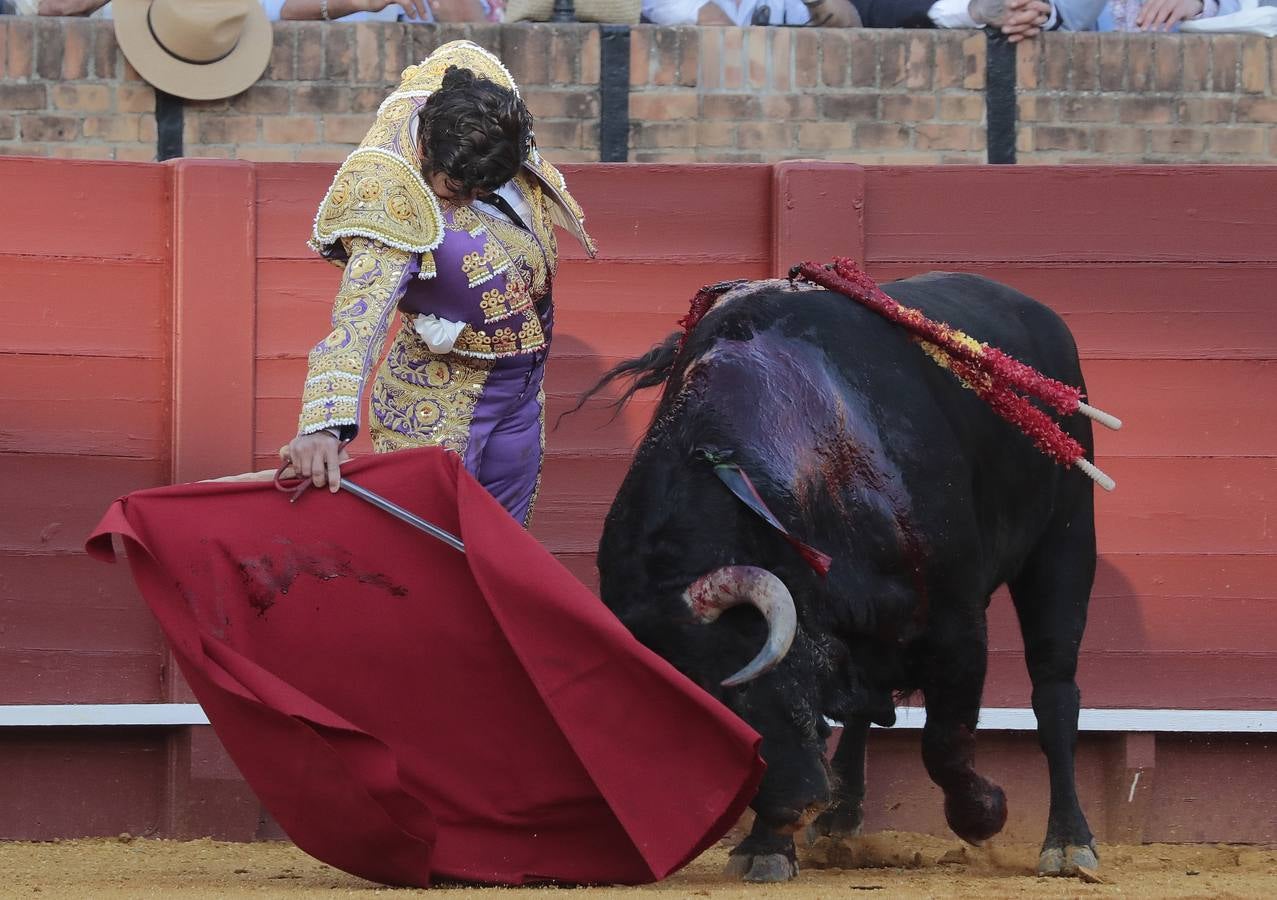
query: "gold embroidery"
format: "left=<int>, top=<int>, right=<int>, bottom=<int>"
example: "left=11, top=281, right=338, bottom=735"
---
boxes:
left=492, top=327, right=518, bottom=354
left=449, top=307, right=546, bottom=360
left=478, top=214, right=546, bottom=297
left=457, top=237, right=505, bottom=285
left=298, top=237, right=413, bottom=435
left=370, top=322, right=494, bottom=455
left=313, top=150, right=443, bottom=255
left=518, top=316, right=543, bottom=347
left=478, top=281, right=533, bottom=323
left=396, top=41, right=519, bottom=99
left=484, top=238, right=505, bottom=268
left=454, top=327, right=494, bottom=357
left=460, top=239, right=509, bottom=288
left=480, top=287, right=508, bottom=320
left=524, top=151, right=596, bottom=257
left=451, top=206, right=485, bottom=237
left=523, top=384, right=547, bottom=527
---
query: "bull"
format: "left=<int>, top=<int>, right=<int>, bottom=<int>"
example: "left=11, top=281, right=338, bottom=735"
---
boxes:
left=588, top=272, right=1103, bottom=881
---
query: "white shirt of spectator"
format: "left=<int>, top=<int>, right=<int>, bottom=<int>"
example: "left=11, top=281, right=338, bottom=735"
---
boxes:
left=644, top=0, right=813, bottom=24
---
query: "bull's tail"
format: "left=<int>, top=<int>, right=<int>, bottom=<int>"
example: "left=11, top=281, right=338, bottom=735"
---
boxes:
left=558, top=331, right=682, bottom=426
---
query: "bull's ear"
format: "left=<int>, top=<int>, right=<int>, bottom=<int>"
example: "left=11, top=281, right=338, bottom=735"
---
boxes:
left=693, top=446, right=734, bottom=465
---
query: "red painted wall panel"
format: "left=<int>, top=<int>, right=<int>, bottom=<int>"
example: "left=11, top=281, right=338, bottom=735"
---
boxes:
left=862, top=166, right=1277, bottom=264
left=0, top=729, right=169, bottom=840
left=1, top=257, right=169, bottom=358
left=2, top=158, right=1275, bottom=716
left=0, top=159, right=170, bottom=261
left=0, top=356, right=167, bottom=458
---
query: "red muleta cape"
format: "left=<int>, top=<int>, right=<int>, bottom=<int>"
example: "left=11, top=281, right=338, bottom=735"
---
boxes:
left=86, top=448, right=763, bottom=888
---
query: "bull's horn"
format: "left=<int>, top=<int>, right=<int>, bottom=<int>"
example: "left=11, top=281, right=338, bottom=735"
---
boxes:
left=681, top=566, right=798, bottom=688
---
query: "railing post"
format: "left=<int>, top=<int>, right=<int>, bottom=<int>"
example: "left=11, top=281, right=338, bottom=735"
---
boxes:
left=985, top=30, right=1017, bottom=164
left=550, top=0, right=577, bottom=21
left=598, top=25, right=631, bottom=163
left=156, top=89, right=185, bottom=161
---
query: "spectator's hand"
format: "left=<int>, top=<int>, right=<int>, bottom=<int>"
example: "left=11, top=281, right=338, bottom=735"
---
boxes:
left=802, top=0, right=862, bottom=26
left=1001, top=0, right=1051, bottom=41
left=280, top=433, right=349, bottom=493
left=969, top=0, right=1051, bottom=42
left=696, top=1, right=735, bottom=23
left=1135, top=0, right=1203, bottom=30
left=350, top=0, right=430, bottom=17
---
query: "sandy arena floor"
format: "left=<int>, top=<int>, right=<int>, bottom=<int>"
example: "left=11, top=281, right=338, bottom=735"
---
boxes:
left=2, top=831, right=1276, bottom=899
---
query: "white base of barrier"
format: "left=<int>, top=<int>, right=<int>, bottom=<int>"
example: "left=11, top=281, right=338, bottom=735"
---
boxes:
left=0, top=704, right=1274, bottom=733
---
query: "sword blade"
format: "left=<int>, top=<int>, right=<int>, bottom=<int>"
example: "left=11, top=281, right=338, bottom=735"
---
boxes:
left=339, top=479, right=465, bottom=553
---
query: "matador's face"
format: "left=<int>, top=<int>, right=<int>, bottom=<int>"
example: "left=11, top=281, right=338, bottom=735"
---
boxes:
left=425, top=169, right=479, bottom=207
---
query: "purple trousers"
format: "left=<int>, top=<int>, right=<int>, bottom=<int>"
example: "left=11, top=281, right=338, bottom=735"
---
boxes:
left=462, top=348, right=547, bottom=526
left=370, top=318, right=551, bottom=526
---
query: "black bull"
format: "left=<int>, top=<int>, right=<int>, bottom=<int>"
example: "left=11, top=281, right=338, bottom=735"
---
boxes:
left=589, top=273, right=1100, bottom=881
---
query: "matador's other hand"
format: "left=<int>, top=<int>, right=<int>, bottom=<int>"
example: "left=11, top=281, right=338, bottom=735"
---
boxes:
left=280, top=432, right=349, bottom=493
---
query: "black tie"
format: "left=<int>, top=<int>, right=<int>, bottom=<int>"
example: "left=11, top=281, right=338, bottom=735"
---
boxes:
left=478, top=193, right=528, bottom=232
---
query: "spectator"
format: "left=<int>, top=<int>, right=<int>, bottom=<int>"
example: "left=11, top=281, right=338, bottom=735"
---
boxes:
left=644, top=0, right=860, bottom=25
left=1096, top=0, right=1240, bottom=30
left=263, top=0, right=491, bottom=21
left=848, top=0, right=1111, bottom=39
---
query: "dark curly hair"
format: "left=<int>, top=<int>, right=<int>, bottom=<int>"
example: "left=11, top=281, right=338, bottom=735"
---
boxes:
left=417, top=66, right=534, bottom=200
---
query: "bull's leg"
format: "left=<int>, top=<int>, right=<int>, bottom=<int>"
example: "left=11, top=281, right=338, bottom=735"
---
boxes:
left=809, top=716, right=869, bottom=840
left=725, top=817, right=798, bottom=882
left=919, top=614, right=1009, bottom=846
left=725, top=708, right=831, bottom=882
left=1008, top=494, right=1098, bottom=877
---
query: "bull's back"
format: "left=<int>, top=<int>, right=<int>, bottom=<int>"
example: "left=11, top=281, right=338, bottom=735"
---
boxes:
left=699, top=272, right=1093, bottom=589
left=882, top=272, right=1084, bottom=388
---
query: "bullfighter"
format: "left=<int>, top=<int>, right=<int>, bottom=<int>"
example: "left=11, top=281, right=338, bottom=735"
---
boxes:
left=281, top=40, right=595, bottom=525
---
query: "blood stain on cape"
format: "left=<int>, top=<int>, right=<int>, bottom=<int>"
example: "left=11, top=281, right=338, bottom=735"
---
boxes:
left=235, top=542, right=408, bottom=615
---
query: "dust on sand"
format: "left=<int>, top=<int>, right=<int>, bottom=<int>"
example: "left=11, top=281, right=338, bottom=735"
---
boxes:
left=2, top=831, right=1275, bottom=899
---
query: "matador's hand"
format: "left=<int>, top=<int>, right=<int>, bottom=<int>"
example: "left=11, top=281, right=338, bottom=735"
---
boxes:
left=280, top=433, right=350, bottom=493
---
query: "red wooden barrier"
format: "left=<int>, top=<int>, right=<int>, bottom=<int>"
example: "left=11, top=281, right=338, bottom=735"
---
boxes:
left=1, top=157, right=1274, bottom=842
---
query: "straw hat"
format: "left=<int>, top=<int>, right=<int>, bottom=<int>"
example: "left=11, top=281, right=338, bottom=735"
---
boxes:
left=113, top=0, right=272, bottom=101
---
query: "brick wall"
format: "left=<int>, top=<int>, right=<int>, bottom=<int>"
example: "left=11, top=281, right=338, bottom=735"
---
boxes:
left=2, top=18, right=1275, bottom=164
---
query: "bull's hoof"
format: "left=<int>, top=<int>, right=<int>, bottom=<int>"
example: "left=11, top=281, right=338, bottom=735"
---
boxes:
left=725, top=852, right=799, bottom=882
left=943, top=779, right=1007, bottom=845
left=1037, top=843, right=1099, bottom=877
